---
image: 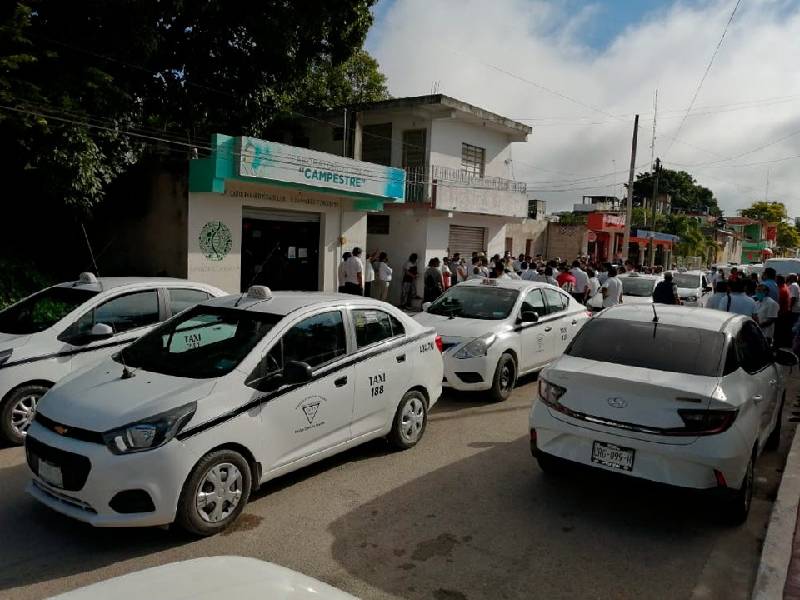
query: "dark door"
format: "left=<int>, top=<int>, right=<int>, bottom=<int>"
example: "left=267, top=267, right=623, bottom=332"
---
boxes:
left=241, top=218, right=320, bottom=292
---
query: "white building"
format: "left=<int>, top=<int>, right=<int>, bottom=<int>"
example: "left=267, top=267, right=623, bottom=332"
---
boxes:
left=300, top=95, right=532, bottom=302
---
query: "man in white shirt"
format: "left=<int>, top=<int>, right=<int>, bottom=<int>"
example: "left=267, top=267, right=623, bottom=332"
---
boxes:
left=363, top=251, right=375, bottom=298
left=755, top=283, right=780, bottom=344
left=586, top=267, right=600, bottom=301
left=343, top=247, right=364, bottom=296
left=711, top=279, right=756, bottom=317
left=372, top=252, right=392, bottom=301
left=569, top=260, right=590, bottom=303
left=337, top=252, right=351, bottom=293
left=601, top=266, right=623, bottom=308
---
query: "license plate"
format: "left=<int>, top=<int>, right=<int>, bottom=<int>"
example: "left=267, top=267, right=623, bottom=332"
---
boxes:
left=38, top=459, right=63, bottom=488
left=591, top=441, right=635, bottom=472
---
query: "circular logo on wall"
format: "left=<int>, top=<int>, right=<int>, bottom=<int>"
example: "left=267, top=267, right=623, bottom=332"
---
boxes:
left=198, top=221, right=232, bottom=261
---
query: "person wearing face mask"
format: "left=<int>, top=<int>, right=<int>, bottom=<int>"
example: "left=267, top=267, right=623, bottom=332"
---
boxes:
left=754, top=283, right=780, bottom=346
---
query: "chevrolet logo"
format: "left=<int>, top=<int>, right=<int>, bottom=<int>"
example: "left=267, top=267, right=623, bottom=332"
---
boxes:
left=53, top=425, right=69, bottom=435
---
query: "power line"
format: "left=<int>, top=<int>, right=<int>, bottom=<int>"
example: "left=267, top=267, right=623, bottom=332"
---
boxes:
left=663, top=0, right=743, bottom=158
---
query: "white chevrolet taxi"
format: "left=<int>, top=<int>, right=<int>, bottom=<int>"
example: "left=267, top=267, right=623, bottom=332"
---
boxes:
left=25, top=287, right=442, bottom=535
left=414, top=279, right=590, bottom=401
left=530, top=304, right=797, bottom=523
left=0, top=273, right=224, bottom=445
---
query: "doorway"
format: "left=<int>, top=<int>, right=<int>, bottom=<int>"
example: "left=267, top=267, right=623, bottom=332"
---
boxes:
left=241, top=209, right=321, bottom=292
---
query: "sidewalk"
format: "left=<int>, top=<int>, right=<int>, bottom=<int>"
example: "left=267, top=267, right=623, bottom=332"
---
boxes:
left=754, top=373, right=800, bottom=599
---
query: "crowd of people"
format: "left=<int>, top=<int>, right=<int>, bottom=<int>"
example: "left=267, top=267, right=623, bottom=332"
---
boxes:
left=336, top=247, right=800, bottom=349
left=337, top=249, right=659, bottom=311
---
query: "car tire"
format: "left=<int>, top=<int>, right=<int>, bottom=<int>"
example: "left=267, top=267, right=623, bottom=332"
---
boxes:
left=176, top=449, right=252, bottom=537
left=389, top=390, right=427, bottom=450
left=722, top=452, right=755, bottom=526
left=765, top=393, right=785, bottom=451
left=489, top=353, right=517, bottom=402
left=1, top=384, right=49, bottom=446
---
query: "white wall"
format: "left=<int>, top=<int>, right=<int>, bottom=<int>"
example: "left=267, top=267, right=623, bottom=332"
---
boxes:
left=187, top=181, right=367, bottom=294
left=429, top=119, right=515, bottom=179
left=434, top=185, right=527, bottom=218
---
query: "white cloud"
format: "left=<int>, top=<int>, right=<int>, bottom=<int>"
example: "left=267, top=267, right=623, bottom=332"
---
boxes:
left=368, top=0, right=800, bottom=216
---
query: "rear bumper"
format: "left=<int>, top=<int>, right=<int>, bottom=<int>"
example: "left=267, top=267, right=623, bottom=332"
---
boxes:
left=529, top=400, right=751, bottom=490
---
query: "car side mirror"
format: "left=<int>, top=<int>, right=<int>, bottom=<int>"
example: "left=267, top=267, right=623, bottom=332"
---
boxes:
left=90, top=323, right=114, bottom=339
left=520, top=311, right=539, bottom=323
left=774, top=349, right=798, bottom=367
left=283, top=361, right=313, bottom=385
left=704, top=286, right=712, bottom=292
left=422, top=302, right=432, bottom=312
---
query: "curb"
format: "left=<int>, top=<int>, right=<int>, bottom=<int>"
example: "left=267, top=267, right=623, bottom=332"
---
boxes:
left=753, top=411, right=800, bottom=599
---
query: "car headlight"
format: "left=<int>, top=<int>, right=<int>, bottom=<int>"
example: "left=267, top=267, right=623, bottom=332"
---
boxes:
left=453, top=333, right=497, bottom=359
left=0, top=349, right=11, bottom=367
left=103, top=402, right=197, bottom=455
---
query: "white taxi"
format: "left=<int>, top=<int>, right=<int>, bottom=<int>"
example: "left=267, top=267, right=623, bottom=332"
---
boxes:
left=0, top=273, right=224, bottom=445
left=414, top=279, right=590, bottom=401
left=25, top=287, right=442, bottom=535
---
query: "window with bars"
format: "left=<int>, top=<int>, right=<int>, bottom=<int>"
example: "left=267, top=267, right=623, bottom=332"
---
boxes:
left=461, top=143, right=485, bottom=177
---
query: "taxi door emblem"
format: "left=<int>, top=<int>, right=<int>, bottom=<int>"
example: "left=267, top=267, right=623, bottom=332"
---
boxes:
left=301, top=402, right=320, bottom=424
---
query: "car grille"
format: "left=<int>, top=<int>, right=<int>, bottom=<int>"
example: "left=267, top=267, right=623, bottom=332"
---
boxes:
left=26, top=436, right=92, bottom=492
left=34, top=413, right=105, bottom=444
left=32, top=479, right=96, bottom=514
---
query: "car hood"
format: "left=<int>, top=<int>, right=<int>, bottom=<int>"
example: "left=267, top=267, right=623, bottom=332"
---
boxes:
left=0, top=331, right=31, bottom=353
left=414, top=311, right=509, bottom=341
left=37, top=359, right=216, bottom=432
left=49, top=556, right=358, bottom=600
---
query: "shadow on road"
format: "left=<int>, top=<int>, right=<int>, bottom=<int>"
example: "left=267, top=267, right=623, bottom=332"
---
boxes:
left=327, top=435, right=738, bottom=600
left=0, top=461, right=188, bottom=592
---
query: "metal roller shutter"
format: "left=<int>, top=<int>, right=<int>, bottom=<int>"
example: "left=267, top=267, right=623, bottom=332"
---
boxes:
left=242, top=207, right=321, bottom=223
left=448, top=225, right=486, bottom=256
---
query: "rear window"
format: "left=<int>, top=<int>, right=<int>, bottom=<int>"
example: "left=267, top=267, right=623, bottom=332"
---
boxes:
left=620, top=277, right=657, bottom=297
left=566, top=319, right=726, bottom=376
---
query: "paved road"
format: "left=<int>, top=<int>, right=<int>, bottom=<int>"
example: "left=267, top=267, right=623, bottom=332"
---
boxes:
left=0, top=374, right=795, bottom=600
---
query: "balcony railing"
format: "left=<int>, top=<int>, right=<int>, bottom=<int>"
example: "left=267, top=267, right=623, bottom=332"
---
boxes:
left=403, top=164, right=526, bottom=203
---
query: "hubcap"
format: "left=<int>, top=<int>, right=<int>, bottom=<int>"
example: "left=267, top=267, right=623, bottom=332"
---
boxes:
left=499, top=362, right=515, bottom=392
left=400, top=397, right=425, bottom=443
left=10, top=394, right=39, bottom=437
left=195, top=462, right=244, bottom=524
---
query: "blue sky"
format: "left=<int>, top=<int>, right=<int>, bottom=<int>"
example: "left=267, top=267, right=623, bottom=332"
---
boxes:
left=368, top=0, right=683, bottom=53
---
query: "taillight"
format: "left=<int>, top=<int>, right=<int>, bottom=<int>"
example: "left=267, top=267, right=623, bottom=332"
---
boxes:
left=538, top=378, right=567, bottom=407
left=435, top=335, right=443, bottom=353
left=671, top=409, right=738, bottom=436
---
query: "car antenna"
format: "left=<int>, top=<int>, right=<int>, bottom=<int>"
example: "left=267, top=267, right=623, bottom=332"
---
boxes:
left=651, top=303, right=659, bottom=323
left=80, top=222, right=103, bottom=292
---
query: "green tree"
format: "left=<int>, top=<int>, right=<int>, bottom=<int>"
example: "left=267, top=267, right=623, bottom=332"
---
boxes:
left=664, top=214, right=710, bottom=258
left=0, top=0, right=379, bottom=212
left=633, top=168, right=721, bottom=216
left=297, top=49, right=390, bottom=110
left=777, top=222, right=800, bottom=250
left=739, top=201, right=788, bottom=222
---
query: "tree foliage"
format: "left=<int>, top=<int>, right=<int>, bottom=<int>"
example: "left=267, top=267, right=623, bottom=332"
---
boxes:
left=663, top=214, right=710, bottom=258
left=297, top=49, right=390, bottom=110
left=633, top=168, right=720, bottom=216
left=777, top=222, right=800, bottom=250
left=739, top=201, right=787, bottom=222
left=0, top=0, right=381, bottom=212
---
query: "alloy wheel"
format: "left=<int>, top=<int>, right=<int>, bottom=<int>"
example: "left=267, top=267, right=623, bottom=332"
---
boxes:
left=10, top=394, right=38, bottom=438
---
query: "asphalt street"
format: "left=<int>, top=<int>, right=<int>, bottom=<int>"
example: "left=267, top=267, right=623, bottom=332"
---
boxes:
left=0, top=373, right=795, bottom=600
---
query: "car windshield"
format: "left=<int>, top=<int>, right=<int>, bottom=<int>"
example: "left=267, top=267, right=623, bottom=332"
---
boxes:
left=566, top=319, right=726, bottom=376
left=0, top=287, right=98, bottom=334
left=673, top=274, right=701, bottom=288
left=427, top=285, right=519, bottom=320
left=117, top=306, right=281, bottom=378
left=620, top=277, right=657, bottom=297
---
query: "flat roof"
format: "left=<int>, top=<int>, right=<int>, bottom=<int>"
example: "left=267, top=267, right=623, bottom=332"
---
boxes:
left=321, top=94, right=532, bottom=140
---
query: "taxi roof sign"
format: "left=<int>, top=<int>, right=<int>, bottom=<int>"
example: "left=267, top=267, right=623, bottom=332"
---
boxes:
left=246, top=285, right=272, bottom=300
left=481, top=278, right=499, bottom=286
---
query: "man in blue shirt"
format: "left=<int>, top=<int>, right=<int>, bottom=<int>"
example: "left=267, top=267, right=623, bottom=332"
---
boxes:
left=762, top=267, right=779, bottom=302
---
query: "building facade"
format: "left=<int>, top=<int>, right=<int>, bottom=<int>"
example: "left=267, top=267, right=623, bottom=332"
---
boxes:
left=300, top=95, right=532, bottom=302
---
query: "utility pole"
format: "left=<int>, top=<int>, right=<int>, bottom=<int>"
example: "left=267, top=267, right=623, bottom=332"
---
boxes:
left=649, top=157, right=662, bottom=267
left=622, top=114, right=639, bottom=262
